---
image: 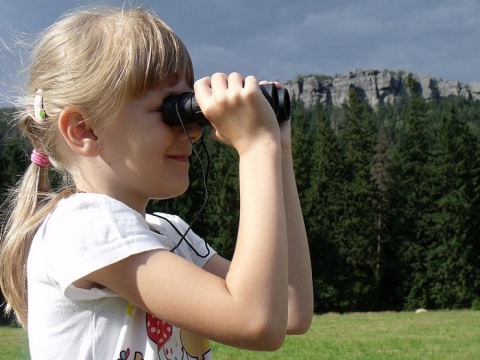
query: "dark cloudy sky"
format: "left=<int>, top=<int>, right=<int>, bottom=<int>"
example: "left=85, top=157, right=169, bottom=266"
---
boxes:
left=1, top=0, right=479, bottom=106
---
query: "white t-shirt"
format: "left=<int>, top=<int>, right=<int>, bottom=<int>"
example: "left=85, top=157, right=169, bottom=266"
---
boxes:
left=27, top=193, right=216, bottom=360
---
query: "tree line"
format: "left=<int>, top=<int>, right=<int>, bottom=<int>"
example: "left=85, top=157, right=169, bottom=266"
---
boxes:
left=1, top=74, right=480, bottom=321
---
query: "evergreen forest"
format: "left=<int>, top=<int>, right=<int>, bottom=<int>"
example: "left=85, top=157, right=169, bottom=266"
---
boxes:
left=1, top=74, right=480, bottom=321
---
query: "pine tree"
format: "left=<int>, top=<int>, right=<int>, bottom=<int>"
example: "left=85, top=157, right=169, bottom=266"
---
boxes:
left=422, top=105, right=480, bottom=308
left=304, top=104, right=347, bottom=312
left=389, top=74, right=434, bottom=309
left=370, top=125, right=394, bottom=308
left=291, top=97, right=315, bottom=203
left=198, top=136, right=240, bottom=259
left=332, top=85, right=380, bottom=311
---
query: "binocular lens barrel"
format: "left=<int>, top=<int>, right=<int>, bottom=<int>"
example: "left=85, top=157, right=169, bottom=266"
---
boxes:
left=163, top=83, right=290, bottom=128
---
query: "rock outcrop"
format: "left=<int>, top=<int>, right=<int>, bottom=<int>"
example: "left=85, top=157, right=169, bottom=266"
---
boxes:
left=284, top=70, right=480, bottom=109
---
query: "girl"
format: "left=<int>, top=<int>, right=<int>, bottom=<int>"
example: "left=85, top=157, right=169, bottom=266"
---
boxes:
left=0, top=6, right=313, bottom=359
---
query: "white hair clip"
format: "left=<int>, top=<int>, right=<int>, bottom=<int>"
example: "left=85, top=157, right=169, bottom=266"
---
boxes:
left=34, top=89, right=46, bottom=122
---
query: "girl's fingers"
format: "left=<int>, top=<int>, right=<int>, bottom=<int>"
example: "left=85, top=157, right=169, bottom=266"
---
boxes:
left=227, top=72, right=245, bottom=90
left=194, top=76, right=213, bottom=97
left=210, top=72, right=229, bottom=91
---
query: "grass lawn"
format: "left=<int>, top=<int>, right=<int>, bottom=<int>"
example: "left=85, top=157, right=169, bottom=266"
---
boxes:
left=1, top=310, right=479, bottom=359
left=0, top=325, right=29, bottom=360
left=211, top=310, right=480, bottom=359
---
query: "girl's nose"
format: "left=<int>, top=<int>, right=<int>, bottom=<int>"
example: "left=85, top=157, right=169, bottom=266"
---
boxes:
left=181, top=122, right=203, bottom=143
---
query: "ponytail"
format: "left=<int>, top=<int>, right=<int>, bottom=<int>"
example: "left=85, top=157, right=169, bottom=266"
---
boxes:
left=0, top=139, right=74, bottom=328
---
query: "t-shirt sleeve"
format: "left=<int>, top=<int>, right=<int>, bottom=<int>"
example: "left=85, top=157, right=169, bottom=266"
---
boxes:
left=146, top=212, right=217, bottom=269
left=43, top=194, right=169, bottom=300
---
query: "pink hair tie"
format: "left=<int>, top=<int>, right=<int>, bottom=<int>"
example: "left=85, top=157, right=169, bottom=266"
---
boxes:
left=31, top=149, right=51, bottom=167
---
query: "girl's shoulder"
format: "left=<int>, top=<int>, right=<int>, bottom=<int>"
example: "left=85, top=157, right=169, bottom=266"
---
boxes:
left=46, top=192, right=151, bottom=239
left=54, top=192, right=142, bottom=221
left=57, top=192, right=135, bottom=211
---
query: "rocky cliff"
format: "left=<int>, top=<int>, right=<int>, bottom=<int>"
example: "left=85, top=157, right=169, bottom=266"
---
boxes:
left=284, top=70, right=480, bottom=109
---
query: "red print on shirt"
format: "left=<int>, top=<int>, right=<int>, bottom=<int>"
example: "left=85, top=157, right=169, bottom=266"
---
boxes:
left=146, top=313, right=173, bottom=350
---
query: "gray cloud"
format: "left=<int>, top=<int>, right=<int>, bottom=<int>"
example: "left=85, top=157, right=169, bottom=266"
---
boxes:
left=1, top=0, right=480, bottom=106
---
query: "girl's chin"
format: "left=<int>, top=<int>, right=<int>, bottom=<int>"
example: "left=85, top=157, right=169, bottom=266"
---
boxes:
left=154, top=184, right=190, bottom=200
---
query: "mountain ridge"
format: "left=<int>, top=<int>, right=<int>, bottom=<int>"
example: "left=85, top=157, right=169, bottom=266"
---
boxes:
left=284, top=69, right=480, bottom=109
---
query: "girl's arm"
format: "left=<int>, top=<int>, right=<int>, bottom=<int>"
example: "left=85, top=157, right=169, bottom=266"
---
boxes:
left=86, top=73, right=290, bottom=351
left=274, top=81, right=313, bottom=334
left=204, top=118, right=314, bottom=335
left=280, top=134, right=314, bottom=334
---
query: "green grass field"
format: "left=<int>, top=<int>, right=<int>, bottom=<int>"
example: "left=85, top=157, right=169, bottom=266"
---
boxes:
left=1, top=310, right=479, bottom=359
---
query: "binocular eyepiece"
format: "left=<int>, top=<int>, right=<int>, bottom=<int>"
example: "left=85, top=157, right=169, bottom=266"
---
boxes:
left=162, top=83, right=290, bottom=128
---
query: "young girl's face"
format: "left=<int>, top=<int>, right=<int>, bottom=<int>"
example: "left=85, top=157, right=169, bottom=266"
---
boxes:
left=96, top=79, right=202, bottom=212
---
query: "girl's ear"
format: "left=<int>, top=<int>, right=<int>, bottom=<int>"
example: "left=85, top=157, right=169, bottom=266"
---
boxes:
left=57, top=106, right=101, bottom=157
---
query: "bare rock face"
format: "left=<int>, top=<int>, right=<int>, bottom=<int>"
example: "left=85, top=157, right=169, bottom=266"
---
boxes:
left=467, top=81, right=480, bottom=101
left=284, top=70, right=478, bottom=109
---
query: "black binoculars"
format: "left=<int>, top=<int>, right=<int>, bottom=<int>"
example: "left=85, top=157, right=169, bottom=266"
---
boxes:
left=162, top=83, right=290, bottom=127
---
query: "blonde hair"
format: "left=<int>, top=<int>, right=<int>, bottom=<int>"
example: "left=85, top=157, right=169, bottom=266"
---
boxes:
left=0, top=6, right=194, bottom=328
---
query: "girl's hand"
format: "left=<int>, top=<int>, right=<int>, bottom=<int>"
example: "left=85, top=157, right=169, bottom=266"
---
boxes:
left=194, top=73, right=281, bottom=155
left=259, top=81, right=292, bottom=151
